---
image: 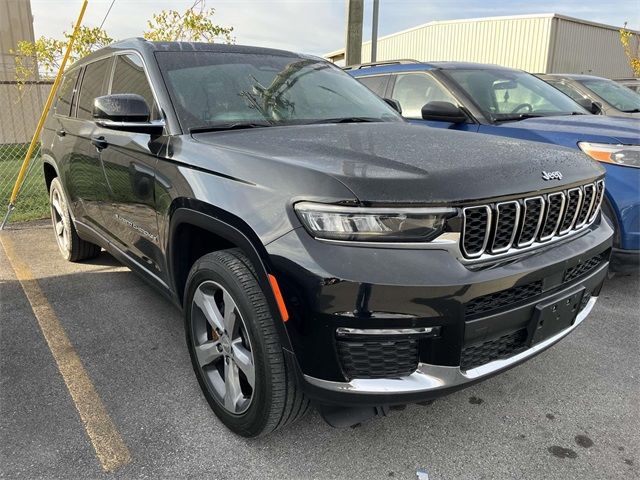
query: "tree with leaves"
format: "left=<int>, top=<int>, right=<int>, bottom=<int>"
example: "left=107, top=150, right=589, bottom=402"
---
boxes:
left=13, top=26, right=112, bottom=83
left=619, top=23, right=640, bottom=77
left=12, top=0, right=233, bottom=83
left=144, top=0, right=233, bottom=43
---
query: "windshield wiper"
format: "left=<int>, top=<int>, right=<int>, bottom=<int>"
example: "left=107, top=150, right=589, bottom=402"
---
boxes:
left=621, top=108, right=640, bottom=113
left=189, top=122, right=272, bottom=134
left=307, top=117, right=383, bottom=125
left=493, top=113, right=545, bottom=122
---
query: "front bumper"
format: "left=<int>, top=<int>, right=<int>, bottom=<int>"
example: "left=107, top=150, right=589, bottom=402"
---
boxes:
left=266, top=217, right=612, bottom=406
left=303, top=295, right=597, bottom=406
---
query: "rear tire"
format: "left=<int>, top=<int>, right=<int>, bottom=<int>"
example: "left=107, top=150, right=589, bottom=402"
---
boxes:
left=184, top=249, right=309, bottom=437
left=49, top=177, right=101, bottom=262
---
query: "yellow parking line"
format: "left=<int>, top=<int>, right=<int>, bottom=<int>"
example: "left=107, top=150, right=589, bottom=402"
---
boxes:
left=0, top=234, right=131, bottom=472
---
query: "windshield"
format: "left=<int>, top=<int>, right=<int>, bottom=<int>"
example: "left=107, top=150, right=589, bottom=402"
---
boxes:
left=155, top=51, right=401, bottom=130
left=579, top=78, right=640, bottom=112
left=444, top=69, right=586, bottom=122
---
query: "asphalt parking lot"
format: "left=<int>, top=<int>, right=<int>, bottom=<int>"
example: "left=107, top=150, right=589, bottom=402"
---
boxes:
left=1, top=221, right=638, bottom=480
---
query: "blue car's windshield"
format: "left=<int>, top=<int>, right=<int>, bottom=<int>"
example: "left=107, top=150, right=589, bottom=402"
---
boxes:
left=579, top=78, right=640, bottom=113
left=155, top=51, right=402, bottom=131
left=445, top=69, right=587, bottom=122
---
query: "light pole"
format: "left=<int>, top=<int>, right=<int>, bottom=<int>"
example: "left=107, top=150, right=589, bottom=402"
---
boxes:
left=371, top=0, right=379, bottom=63
left=344, top=0, right=363, bottom=66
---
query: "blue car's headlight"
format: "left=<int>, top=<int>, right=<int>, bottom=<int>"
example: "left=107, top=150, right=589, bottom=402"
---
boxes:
left=294, top=202, right=457, bottom=242
left=579, top=142, right=640, bottom=168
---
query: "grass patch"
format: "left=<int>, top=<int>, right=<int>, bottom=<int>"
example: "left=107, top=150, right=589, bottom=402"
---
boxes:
left=0, top=143, right=50, bottom=223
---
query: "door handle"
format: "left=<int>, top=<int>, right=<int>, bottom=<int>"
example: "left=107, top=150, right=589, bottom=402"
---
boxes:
left=56, top=129, right=66, bottom=137
left=91, top=136, right=108, bottom=151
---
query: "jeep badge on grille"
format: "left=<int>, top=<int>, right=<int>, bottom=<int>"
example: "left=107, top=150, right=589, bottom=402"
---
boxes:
left=542, top=171, right=563, bottom=181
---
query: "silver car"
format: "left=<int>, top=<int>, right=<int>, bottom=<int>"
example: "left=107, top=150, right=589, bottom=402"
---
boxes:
left=538, top=74, right=640, bottom=118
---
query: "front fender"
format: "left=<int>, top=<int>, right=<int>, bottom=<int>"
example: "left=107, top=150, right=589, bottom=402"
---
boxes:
left=167, top=205, right=295, bottom=352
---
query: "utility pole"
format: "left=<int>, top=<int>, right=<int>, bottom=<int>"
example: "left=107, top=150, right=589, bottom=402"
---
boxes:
left=344, top=0, right=363, bottom=66
left=371, top=0, right=379, bottom=62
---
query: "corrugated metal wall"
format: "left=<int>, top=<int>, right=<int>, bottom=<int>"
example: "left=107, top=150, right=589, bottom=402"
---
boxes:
left=0, top=0, right=36, bottom=82
left=360, top=16, right=554, bottom=72
left=551, top=17, right=636, bottom=77
left=342, top=14, right=636, bottom=78
left=0, top=0, right=48, bottom=144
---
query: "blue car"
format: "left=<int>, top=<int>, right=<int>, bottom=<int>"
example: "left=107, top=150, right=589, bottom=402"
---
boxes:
left=348, top=61, right=640, bottom=270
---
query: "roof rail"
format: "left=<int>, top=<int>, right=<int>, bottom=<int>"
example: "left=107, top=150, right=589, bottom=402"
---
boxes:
left=342, top=59, right=420, bottom=70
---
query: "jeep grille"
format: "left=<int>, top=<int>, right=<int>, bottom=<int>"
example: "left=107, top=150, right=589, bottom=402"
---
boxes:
left=461, top=180, right=604, bottom=259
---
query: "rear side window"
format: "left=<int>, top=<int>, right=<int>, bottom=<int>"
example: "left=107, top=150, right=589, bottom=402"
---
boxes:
left=357, top=75, right=389, bottom=97
left=111, top=54, right=160, bottom=119
left=391, top=73, right=457, bottom=118
left=76, top=58, right=111, bottom=120
left=55, top=69, right=80, bottom=116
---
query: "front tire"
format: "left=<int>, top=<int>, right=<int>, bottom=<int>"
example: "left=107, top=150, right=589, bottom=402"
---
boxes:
left=184, top=249, right=309, bottom=437
left=49, top=177, right=101, bottom=262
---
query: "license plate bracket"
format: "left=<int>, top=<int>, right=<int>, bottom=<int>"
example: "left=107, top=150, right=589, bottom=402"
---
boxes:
left=528, top=288, right=585, bottom=345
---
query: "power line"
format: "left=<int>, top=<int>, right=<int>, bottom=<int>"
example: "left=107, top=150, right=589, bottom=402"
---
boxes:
left=99, top=0, right=116, bottom=30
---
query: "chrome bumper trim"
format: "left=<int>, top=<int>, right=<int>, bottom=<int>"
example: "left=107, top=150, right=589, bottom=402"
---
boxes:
left=304, top=297, right=597, bottom=395
left=336, top=327, right=439, bottom=337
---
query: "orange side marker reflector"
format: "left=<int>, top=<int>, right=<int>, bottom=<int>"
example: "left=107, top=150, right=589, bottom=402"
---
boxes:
left=268, top=274, right=289, bottom=322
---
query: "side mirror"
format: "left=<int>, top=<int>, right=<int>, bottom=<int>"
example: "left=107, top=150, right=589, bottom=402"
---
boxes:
left=383, top=98, right=402, bottom=114
left=94, top=94, right=164, bottom=134
left=421, top=101, right=467, bottom=123
left=575, top=97, right=602, bottom=115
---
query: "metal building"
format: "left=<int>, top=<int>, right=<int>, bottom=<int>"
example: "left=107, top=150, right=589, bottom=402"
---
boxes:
left=0, top=0, right=50, bottom=144
left=324, top=13, right=639, bottom=78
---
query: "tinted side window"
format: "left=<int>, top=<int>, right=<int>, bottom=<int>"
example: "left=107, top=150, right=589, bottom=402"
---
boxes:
left=357, top=75, right=389, bottom=96
left=111, top=54, right=159, bottom=119
left=549, top=81, right=585, bottom=103
left=55, top=69, right=80, bottom=116
left=391, top=73, right=456, bottom=118
left=77, top=58, right=111, bottom=120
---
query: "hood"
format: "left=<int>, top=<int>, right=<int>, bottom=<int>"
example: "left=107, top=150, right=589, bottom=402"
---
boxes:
left=192, top=122, right=604, bottom=204
left=502, top=114, right=640, bottom=145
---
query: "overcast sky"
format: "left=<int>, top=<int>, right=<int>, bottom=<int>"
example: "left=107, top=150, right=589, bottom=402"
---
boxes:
left=31, top=0, right=640, bottom=56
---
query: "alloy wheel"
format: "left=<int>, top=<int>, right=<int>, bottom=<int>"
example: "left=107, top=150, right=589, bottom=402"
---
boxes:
left=190, top=280, right=255, bottom=415
left=51, top=188, right=69, bottom=252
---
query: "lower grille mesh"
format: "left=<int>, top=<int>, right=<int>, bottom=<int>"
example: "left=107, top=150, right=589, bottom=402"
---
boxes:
left=337, top=338, right=419, bottom=379
left=460, top=329, right=528, bottom=371
left=564, top=254, right=605, bottom=282
left=465, top=281, right=543, bottom=317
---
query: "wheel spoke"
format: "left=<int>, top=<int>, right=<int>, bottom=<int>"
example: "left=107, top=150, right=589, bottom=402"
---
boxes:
left=61, top=226, right=69, bottom=248
left=195, top=340, right=222, bottom=367
left=52, top=196, right=63, bottom=218
left=222, top=290, right=238, bottom=334
left=55, top=220, right=64, bottom=235
left=193, top=288, right=224, bottom=332
left=232, top=340, right=255, bottom=387
left=224, top=362, right=243, bottom=412
left=209, top=369, right=226, bottom=400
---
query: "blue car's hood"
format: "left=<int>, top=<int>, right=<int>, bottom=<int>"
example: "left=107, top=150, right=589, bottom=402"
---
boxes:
left=502, top=115, right=640, bottom=145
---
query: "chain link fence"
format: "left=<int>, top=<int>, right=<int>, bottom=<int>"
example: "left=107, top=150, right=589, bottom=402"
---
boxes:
left=0, top=80, right=52, bottom=224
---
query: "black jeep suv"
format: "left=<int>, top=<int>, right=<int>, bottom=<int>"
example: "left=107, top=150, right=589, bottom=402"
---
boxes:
left=42, top=39, right=612, bottom=437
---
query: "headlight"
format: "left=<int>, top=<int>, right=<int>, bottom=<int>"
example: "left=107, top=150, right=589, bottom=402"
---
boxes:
left=578, top=142, right=640, bottom=168
left=294, top=202, right=457, bottom=242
